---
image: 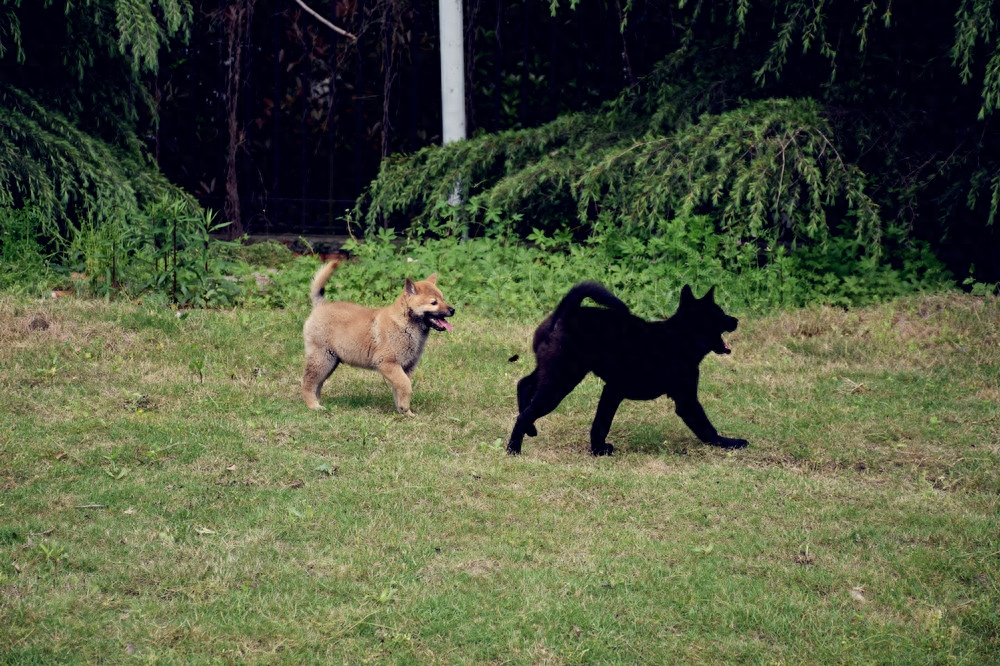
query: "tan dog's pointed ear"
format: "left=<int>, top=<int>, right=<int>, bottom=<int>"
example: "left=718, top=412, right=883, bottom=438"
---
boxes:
left=425, top=273, right=438, bottom=284
left=405, top=277, right=418, bottom=296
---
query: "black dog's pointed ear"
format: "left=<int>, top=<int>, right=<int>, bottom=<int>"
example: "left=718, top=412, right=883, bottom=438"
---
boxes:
left=680, top=284, right=695, bottom=305
left=704, top=285, right=716, bottom=302
left=404, top=277, right=417, bottom=296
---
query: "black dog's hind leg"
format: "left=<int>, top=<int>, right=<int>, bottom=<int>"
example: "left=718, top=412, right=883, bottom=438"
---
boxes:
left=515, top=370, right=539, bottom=437
left=675, top=397, right=748, bottom=450
left=507, top=368, right=586, bottom=455
left=589, top=385, right=623, bottom=456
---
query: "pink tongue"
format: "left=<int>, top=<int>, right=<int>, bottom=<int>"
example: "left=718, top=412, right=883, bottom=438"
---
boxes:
left=431, top=317, right=453, bottom=331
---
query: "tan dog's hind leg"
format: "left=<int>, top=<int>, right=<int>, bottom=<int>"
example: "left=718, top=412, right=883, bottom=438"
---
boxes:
left=379, top=363, right=415, bottom=416
left=302, top=351, right=339, bottom=410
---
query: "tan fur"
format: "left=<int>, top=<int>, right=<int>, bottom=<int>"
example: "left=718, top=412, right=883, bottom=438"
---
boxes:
left=301, top=262, right=454, bottom=415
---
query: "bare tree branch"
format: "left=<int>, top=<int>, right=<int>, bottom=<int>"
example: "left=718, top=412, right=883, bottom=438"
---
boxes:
left=293, top=0, right=357, bottom=41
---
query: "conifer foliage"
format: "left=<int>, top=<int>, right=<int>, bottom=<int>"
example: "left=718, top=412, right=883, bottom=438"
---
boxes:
left=0, top=1, right=194, bottom=244
left=361, top=1, right=1000, bottom=282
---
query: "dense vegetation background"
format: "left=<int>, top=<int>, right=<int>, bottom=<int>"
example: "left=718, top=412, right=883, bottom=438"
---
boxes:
left=1, top=0, right=999, bottom=308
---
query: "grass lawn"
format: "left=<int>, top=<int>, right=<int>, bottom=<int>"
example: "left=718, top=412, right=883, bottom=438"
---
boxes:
left=1, top=290, right=998, bottom=663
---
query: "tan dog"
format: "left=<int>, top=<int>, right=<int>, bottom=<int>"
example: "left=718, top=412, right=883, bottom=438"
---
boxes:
left=301, top=261, right=455, bottom=415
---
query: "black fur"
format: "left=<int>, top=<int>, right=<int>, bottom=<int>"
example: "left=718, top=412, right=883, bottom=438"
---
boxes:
left=508, top=282, right=748, bottom=456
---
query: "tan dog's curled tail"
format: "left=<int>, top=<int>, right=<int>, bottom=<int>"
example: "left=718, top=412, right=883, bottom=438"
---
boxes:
left=310, top=261, right=338, bottom=307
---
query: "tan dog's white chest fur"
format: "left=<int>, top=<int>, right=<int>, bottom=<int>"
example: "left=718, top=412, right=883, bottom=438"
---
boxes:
left=301, top=262, right=454, bottom=415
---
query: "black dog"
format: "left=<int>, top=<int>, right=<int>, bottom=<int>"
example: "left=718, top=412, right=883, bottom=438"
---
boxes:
left=507, top=282, right=748, bottom=456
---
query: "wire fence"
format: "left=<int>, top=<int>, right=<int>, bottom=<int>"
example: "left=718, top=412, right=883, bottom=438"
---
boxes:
left=197, top=195, right=358, bottom=237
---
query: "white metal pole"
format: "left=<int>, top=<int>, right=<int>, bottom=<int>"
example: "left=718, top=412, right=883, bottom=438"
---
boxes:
left=438, top=0, right=466, bottom=144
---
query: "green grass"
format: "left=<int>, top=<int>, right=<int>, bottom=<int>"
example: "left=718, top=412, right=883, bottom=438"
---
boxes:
left=1, top=291, right=998, bottom=663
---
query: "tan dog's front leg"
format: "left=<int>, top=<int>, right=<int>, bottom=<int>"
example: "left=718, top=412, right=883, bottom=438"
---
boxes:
left=379, top=363, right=415, bottom=416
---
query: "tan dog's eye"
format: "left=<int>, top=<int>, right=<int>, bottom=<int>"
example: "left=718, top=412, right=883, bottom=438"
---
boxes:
left=431, top=300, right=438, bottom=305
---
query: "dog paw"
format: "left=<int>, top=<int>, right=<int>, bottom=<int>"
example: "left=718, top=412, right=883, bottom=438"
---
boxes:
left=526, top=424, right=538, bottom=437
left=505, top=444, right=522, bottom=456
left=590, top=443, right=614, bottom=456
left=712, top=436, right=748, bottom=450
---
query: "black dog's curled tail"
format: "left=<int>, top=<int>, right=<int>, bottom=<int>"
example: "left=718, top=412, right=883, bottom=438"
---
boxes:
left=545, top=281, right=629, bottom=332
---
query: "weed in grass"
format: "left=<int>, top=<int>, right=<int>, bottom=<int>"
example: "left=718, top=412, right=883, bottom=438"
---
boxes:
left=188, top=354, right=206, bottom=384
left=102, top=450, right=129, bottom=480
left=34, top=351, right=60, bottom=385
left=34, top=542, right=68, bottom=571
left=142, top=442, right=178, bottom=465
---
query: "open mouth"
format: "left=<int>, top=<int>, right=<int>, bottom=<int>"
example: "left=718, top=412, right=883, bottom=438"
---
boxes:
left=713, top=334, right=732, bottom=354
left=427, top=315, right=453, bottom=332
left=717, top=317, right=737, bottom=354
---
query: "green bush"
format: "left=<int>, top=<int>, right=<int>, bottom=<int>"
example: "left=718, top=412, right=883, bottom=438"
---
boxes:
left=310, top=216, right=955, bottom=320
left=0, top=205, right=56, bottom=294
left=360, top=98, right=881, bottom=260
left=1, top=200, right=954, bottom=316
left=63, top=196, right=244, bottom=307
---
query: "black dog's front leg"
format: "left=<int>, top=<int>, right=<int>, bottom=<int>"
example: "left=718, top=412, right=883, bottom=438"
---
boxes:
left=675, top=397, right=748, bottom=450
left=589, top=386, right=623, bottom=456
